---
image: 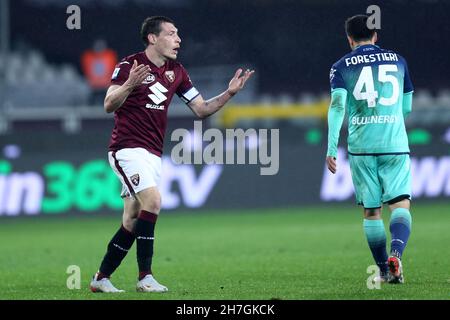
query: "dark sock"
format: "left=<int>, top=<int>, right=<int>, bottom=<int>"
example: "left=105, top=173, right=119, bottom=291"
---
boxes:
left=96, top=272, right=109, bottom=281
left=135, top=210, right=158, bottom=280
left=98, top=225, right=135, bottom=278
left=390, top=208, right=412, bottom=258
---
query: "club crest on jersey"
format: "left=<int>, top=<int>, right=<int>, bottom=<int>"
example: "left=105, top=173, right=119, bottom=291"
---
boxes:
left=165, top=71, right=175, bottom=83
left=142, top=74, right=155, bottom=84
left=130, top=174, right=140, bottom=186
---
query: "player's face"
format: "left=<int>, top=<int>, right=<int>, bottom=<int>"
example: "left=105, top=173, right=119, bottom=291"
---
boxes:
left=155, top=22, right=181, bottom=61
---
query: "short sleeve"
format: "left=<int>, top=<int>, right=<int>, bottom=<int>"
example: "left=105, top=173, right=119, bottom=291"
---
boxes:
left=176, top=65, right=200, bottom=104
left=111, top=60, right=132, bottom=86
left=402, top=59, right=414, bottom=93
left=329, top=64, right=346, bottom=91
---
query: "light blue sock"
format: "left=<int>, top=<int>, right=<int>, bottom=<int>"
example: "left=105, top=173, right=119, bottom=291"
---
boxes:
left=390, top=208, right=412, bottom=258
left=363, top=219, right=388, bottom=274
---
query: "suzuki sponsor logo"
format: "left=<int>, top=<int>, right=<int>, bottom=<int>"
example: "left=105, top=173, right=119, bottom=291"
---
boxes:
left=148, top=82, right=168, bottom=105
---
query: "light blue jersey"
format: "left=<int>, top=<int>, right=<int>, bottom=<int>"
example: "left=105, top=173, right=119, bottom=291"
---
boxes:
left=328, top=44, right=414, bottom=155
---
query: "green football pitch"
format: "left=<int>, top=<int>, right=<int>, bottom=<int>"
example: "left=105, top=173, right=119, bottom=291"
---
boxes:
left=0, top=203, right=449, bottom=300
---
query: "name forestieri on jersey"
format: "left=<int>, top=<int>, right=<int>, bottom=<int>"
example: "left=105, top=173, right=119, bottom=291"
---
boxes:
left=345, top=53, right=398, bottom=67
left=351, top=115, right=399, bottom=126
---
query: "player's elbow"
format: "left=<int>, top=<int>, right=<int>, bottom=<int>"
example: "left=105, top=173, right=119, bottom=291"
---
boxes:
left=330, top=100, right=345, bottom=113
left=192, top=106, right=208, bottom=119
left=104, top=104, right=114, bottom=114
left=196, top=110, right=208, bottom=119
left=335, top=104, right=345, bottom=113
left=104, top=100, right=115, bottom=113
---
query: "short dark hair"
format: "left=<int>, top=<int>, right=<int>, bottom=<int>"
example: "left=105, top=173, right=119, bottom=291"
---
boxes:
left=140, top=16, right=175, bottom=46
left=345, top=14, right=376, bottom=42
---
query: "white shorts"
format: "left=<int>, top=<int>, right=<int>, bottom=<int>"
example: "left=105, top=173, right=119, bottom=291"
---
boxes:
left=108, top=147, right=162, bottom=198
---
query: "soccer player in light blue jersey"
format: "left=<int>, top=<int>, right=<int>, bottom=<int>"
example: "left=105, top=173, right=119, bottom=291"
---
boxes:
left=326, top=15, right=413, bottom=284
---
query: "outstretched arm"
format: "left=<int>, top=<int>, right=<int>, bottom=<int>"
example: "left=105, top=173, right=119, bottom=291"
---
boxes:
left=188, top=68, right=255, bottom=119
left=326, top=88, right=347, bottom=174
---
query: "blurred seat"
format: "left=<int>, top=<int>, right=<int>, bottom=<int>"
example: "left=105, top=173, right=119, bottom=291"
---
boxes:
left=6, top=53, right=23, bottom=72
left=435, top=89, right=450, bottom=108
left=27, top=50, right=45, bottom=72
left=413, top=89, right=433, bottom=109
left=1, top=48, right=91, bottom=108
left=60, top=64, right=79, bottom=82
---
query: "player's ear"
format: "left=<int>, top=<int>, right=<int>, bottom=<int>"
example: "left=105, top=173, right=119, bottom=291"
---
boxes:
left=347, top=36, right=354, bottom=49
left=373, top=32, right=378, bottom=44
left=148, top=33, right=157, bottom=45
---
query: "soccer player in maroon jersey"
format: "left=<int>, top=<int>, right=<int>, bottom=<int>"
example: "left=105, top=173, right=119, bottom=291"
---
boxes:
left=90, top=16, right=254, bottom=293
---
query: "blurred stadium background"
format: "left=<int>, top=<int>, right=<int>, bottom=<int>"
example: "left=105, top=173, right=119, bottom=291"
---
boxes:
left=0, top=0, right=449, bottom=300
left=1, top=0, right=449, bottom=216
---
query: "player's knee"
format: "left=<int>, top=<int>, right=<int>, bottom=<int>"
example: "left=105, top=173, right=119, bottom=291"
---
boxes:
left=141, top=196, right=161, bottom=214
left=147, top=201, right=161, bottom=214
left=136, top=188, right=162, bottom=214
left=364, top=208, right=381, bottom=219
left=388, top=197, right=410, bottom=211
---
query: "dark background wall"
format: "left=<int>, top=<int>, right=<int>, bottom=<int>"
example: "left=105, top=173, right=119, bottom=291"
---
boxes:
left=11, top=0, right=450, bottom=95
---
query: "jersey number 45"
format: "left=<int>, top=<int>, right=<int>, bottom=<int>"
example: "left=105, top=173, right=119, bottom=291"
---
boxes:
left=353, top=64, right=399, bottom=108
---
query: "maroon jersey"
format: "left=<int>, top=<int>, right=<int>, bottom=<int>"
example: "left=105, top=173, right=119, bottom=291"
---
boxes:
left=108, top=51, right=199, bottom=156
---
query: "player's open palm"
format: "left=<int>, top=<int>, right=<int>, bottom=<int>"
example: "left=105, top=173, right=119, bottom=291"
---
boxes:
left=228, top=68, right=255, bottom=95
left=126, top=60, right=151, bottom=89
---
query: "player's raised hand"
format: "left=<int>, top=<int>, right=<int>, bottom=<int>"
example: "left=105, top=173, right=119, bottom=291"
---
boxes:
left=227, top=68, right=255, bottom=96
left=326, top=156, right=337, bottom=174
left=125, top=59, right=151, bottom=89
